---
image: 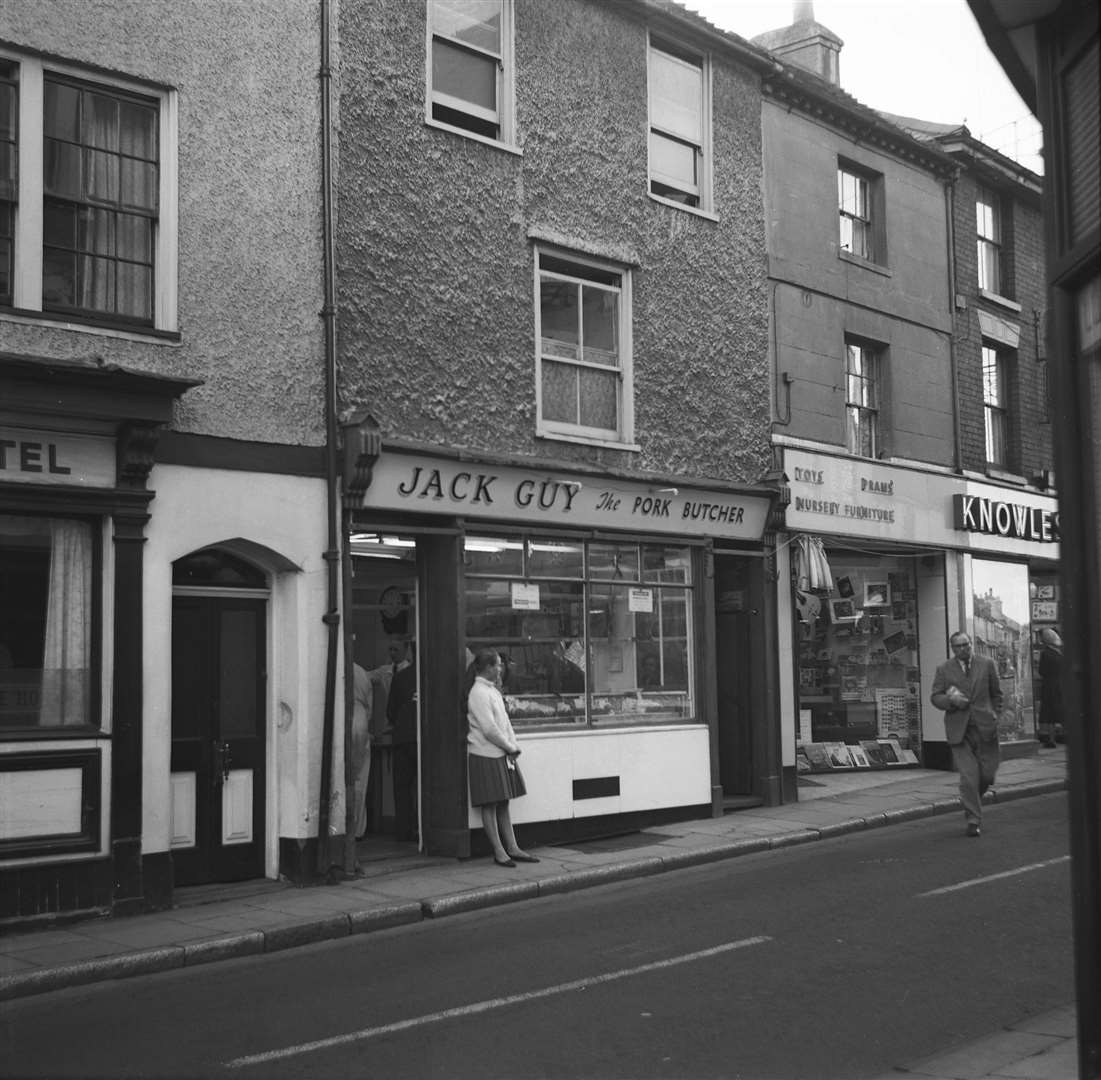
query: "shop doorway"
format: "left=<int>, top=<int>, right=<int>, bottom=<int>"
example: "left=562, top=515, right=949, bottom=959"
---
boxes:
left=714, top=554, right=755, bottom=798
left=348, top=536, right=420, bottom=852
left=170, top=551, right=267, bottom=886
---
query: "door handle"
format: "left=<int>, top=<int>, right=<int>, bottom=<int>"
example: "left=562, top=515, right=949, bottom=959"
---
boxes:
left=213, top=740, right=232, bottom=786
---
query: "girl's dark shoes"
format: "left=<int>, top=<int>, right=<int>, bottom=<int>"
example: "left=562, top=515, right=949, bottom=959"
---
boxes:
left=493, top=856, right=516, bottom=868
left=509, top=852, right=540, bottom=863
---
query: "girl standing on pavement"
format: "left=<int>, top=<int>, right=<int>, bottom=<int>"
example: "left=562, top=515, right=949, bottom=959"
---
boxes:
left=467, top=647, right=539, bottom=868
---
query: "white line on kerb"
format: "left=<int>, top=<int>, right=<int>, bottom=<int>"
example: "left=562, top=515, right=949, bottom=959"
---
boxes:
left=918, top=855, right=1071, bottom=897
left=224, top=935, right=772, bottom=1069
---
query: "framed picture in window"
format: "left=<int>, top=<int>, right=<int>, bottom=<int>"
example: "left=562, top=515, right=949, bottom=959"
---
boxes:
left=828, top=598, right=859, bottom=622
left=864, top=581, right=891, bottom=607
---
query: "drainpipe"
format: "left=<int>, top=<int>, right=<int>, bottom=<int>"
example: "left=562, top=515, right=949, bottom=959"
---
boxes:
left=316, top=0, right=341, bottom=877
left=943, top=172, right=963, bottom=474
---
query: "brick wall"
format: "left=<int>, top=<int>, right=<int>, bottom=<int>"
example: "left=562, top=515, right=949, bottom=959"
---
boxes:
left=952, top=170, right=1051, bottom=480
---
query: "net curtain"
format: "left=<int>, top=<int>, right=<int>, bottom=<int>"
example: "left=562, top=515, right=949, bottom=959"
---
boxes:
left=1, top=515, right=92, bottom=725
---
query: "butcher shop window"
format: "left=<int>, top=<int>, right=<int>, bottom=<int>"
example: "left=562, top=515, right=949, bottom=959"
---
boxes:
left=463, top=534, right=696, bottom=729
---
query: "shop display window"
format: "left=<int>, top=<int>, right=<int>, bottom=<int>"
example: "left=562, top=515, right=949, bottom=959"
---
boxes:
left=0, top=514, right=98, bottom=729
left=795, top=551, right=921, bottom=768
left=464, top=535, right=695, bottom=729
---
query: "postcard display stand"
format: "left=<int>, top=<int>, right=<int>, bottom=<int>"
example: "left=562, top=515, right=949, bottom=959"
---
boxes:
left=796, top=559, right=922, bottom=772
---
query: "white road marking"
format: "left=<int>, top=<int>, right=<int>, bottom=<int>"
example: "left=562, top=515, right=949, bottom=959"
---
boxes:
left=918, top=855, right=1070, bottom=897
left=224, top=935, right=772, bottom=1069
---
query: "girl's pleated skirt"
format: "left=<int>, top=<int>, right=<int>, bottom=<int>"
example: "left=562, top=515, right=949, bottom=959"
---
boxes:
left=468, top=753, right=526, bottom=805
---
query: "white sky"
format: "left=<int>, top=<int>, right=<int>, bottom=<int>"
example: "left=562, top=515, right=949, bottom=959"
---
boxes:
left=682, top=0, right=1044, bottom=174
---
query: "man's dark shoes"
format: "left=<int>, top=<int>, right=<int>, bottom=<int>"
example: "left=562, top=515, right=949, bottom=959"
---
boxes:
left=967, top=823, right=981, bottom=837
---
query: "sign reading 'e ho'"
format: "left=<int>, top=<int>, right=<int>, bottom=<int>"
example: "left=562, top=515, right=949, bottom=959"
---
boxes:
left=953, top=494, right=1060, bottom=543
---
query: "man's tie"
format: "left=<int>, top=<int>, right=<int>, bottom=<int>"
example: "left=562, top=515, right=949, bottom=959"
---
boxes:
left=963, top=660, right=970, bottom=677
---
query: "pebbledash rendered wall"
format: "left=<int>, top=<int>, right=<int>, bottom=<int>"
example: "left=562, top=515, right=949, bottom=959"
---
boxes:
left=0, top=1, right=331, bottom=908
left=335, top=0, right=772, bottom=483
left=0, top=0, right=327, bottom=443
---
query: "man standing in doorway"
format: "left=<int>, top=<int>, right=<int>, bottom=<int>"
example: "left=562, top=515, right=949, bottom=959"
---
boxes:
left=387, top=642, right=418, bottom=842
left=931, top=631, right=1004, bottom=837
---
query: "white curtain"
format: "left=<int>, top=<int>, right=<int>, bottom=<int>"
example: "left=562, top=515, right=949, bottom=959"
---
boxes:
left=41, top=520, right=93, bottom=725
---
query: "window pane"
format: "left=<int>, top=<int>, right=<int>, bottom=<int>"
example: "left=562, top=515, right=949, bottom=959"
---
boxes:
left=650, top=130, right=697, bottom=189
left=42, top=248, right=77, bottom=305
left=433, top=0, right=501, bottom=53
left=590, top=584, right=692, bottom=724
left=120, top=158, right=157, bottom=210
left=0, top=516, right=93, bottom=729
left=432, top=39, right=497, bottom=112
left=86, top=148, right=120, bottom=202
left=0, top=79, right=15, bottom=143
left=465, top=578, right=523, bottom=639
left=642, top=545, right=691, bottom=585
left=463, top=536, right=523, bottom=576
left=581, top=284, right=618, bottom=363
left=116, top=213, right=151, bottom=261
left=85, top=92, right=119, bottom=151
left=527, top=539, right=583, bottom=579
left=978, top=239, right=1000, bottom=293
left=79, top=254, right=115, bottom=310
left=44, top=138, right=81, bottom=198
left=540, top=278, right=579, bottom=357
left=588, top=542, right=639, bottom=582
left=649, top=49, right=702, bottom=143
left=43, top=202, right=77, bottom=248
left=541, top=359, right=577, bottom=423
left=578, top=367, right=617, bottom=430
left=79, top=208, right=115, bottom=255
left=116, top=260, right=151, bottom=319
left=119, top=99, right=157, bottom=158
left=43, top=81, right=80, bottom=141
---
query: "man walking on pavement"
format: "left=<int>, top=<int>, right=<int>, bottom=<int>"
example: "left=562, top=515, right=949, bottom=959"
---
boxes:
left=931, top=631, right=1004, bottom=837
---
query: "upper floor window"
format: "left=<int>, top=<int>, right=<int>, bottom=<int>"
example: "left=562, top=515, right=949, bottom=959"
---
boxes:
left=976, top=185, right=1003, bottom=295
left=982, top=343, right=1009, bottom=466
left=536, top=247, right=633, bottom=445
left=0, top=51, right=176, bottom=332
left=648, top=38, right=710, bottom=210
left=838, top=161, right=884, bottom=264
left=427, top=0, right=513, bottom=144
left=845, top=339, right=880, bottom=458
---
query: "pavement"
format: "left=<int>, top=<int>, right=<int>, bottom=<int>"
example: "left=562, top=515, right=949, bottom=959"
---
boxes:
left=0, top=746, right=1080, bottom=1078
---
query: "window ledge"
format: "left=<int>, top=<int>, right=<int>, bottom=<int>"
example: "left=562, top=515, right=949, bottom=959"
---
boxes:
left=978, top=289, right=1022, bottom=314
left=838, top=249, right=892, bottom=277
left=985, top=466, right=1028, bottom=485
left=647, top=193, right=719, bottom=222
left=536, top=429, right=640, bottom=452
left=424, top=118, right=523, bottom=156
left=1, top=308, right=181, bottom=344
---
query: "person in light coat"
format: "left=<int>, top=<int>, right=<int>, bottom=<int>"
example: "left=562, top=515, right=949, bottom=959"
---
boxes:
left=467, top=648, right=539, bottom=868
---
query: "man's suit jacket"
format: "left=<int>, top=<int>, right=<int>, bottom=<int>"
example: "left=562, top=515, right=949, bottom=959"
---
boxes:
left=387, top=662, right=418, bottom=746
left=931, top=653, right=1004, bottom=744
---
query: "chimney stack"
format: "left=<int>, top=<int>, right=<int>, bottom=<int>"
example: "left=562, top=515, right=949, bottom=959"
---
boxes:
left=752, top=1, right=843, bottom=87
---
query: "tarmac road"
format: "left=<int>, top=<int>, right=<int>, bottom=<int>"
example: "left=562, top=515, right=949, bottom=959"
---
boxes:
left=0, top=792, right=1074, bottom=1080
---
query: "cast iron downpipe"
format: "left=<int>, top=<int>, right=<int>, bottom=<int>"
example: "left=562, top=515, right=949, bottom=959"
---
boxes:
left=943, top=173, right=963, bottom=474
left=315, top=0, right=341, bottom=877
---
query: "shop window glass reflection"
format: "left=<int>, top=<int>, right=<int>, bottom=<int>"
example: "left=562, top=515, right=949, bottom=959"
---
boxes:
left=0, top=515, right=95, bottom=728
left=971, top=559, right=1033, bottom=741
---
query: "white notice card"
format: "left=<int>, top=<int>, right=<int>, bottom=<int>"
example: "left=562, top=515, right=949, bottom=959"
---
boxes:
left=628, top=588, right=654, bottom=613
left=511, top=582, right=540, bottom=610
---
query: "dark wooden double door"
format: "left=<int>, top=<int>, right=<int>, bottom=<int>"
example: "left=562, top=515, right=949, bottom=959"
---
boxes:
left=171, top=596, right=266, bottom=886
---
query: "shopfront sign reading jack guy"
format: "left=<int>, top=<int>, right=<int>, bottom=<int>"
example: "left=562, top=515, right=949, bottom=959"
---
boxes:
left=358, top=453, right=771, bottom=540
